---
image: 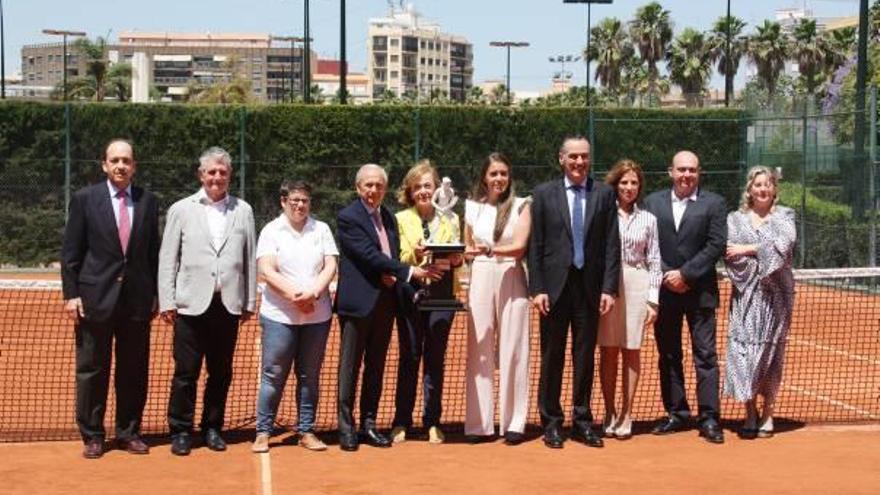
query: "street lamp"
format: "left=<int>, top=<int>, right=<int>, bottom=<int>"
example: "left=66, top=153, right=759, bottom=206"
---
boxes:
left=42, top=28, right=86, bottom=101
left=489, top=41, right=529, bottom=106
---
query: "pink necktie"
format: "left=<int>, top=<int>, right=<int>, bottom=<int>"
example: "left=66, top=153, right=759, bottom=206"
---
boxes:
left=117, top=190, right=131, bottom=255
left=371, top=210, right=391, bottom=257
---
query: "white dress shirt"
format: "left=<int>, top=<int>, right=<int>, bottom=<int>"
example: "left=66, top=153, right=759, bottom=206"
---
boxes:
left=671, top=188, right=698, bottom=231
left=197, top=188, right=229, bottom=251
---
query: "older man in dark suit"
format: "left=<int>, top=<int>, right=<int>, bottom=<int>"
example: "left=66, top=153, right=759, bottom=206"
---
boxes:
left=643, top=150, right=727, bottom=444
left=61, top=139, right=160, bottom=459
left=528, top=136, right=620, bottom=449
left=334, top=163, right=441, bottom=452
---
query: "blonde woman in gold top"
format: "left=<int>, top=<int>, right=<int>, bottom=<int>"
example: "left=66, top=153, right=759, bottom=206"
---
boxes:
left=390, top=160, right=462, bottom=444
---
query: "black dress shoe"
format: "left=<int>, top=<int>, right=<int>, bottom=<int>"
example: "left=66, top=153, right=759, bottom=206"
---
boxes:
left=116, top=436, right=150, bottom=454
left=698, top=420, right=725, bottom=444
left=543, top=427, right=564, bottom=449
left=652, top=415, right=686, bottom=435
left=359, top=428, right=391, bottom=448
left=82, top=438, right=104, bottom=459
left=339, top=433, right=359, bottom=452
left=171, top=433, right=192, bottom=456
left=570, top=426, right=604, bottom=448
left=203, top=428, right=227, bottom=451
left=465, top=434, right=493, bottom=444
left=503, top=431, right=525, bottom=446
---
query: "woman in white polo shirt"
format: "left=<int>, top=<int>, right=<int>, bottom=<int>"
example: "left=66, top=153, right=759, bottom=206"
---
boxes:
left=252, top=181, right=338, bottom=453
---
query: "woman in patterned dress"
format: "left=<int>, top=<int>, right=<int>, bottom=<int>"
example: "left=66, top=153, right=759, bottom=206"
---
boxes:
left=724, top=165, right=796, bottom=439
left=598, top=160, right=662, bottom=439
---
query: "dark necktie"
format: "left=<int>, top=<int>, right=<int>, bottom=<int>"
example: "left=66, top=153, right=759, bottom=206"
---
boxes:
left=571, top=184, right=584, bottom=269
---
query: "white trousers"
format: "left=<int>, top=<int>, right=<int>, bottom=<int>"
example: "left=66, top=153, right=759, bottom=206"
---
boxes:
left=465, top=258, right=530, bottom=435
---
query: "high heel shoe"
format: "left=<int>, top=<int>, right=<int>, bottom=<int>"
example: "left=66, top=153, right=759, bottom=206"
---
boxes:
left=614, top=416, right=633, bottom=440
left=603, top=414, right=617, bottom=438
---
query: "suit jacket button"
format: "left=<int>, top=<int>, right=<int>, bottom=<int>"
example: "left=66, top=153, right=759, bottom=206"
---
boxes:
left=116, top=276, right=124, bottom=283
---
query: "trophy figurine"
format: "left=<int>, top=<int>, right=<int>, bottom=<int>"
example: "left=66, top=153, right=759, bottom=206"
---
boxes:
left=418, top=177, right=466, bottom=311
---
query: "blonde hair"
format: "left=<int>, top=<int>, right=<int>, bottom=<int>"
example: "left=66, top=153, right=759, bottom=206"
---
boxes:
left=740, top=165, right=780, bottom=212
left=396, top=159, right=440, bottom=207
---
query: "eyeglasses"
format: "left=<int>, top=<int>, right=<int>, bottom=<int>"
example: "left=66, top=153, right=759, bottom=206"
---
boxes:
left=285, top=197, right=310, bottom=205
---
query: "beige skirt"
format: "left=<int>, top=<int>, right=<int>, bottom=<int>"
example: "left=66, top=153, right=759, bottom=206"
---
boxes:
left=598, top=265, right=650, bottom=350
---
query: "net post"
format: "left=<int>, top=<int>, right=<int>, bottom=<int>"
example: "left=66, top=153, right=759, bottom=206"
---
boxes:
left=870, top=85, right=877, bottom=267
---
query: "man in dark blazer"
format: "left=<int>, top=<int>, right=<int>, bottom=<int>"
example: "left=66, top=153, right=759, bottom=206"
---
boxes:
left=528, top=136, right=620, bottom=449
left=61, top=139, right=160, bottom=459
left=335, top=163, right=440, bottom=452
left=643, top=150, right=727, bottom=444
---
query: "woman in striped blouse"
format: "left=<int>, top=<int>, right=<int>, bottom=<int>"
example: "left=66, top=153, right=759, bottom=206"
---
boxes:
left=598, top=159, right=662, bottom=439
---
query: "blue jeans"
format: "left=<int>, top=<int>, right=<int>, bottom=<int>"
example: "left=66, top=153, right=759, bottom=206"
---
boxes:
left=256, top=315, right=331, bottom=434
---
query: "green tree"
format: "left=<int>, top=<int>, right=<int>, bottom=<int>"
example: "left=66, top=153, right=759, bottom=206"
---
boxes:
left=708, top=15, right=747, bottom=101
left=185, top=56, right=253, bottom=104
left=746, top=20, right=790, bottom=101
left=586, top=17, right=634, bottom=98
left=629, top=1, right=674, bottom=102
left=823, top=26, right=856, bottom=79
left=667, top=28, right=714, bottom=107
left=465, top=86, right=485, bottom=105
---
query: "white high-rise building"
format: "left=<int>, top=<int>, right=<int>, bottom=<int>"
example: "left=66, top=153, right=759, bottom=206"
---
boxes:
left=367, top=3, right=473, bottom=102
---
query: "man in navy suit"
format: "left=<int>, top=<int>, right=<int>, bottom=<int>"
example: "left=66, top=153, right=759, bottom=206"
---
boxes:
left=528, top=136, right=620, bottom=449
left=334, top=163, right=441, bottom=451
left=61, top=139, right=160, bottom=458
left=643, top=150, right=727, bottom=444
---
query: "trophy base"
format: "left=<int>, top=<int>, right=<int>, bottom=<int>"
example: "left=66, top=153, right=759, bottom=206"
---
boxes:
left=417, top=299, right=467, bottom=312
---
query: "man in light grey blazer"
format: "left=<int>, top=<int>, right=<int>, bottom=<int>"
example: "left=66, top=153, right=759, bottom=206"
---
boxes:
left=158, top=146, right=257, bottom=456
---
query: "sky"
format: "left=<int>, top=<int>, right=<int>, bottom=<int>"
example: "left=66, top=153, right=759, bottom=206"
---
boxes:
left=0, top=0, right=863, bottom=93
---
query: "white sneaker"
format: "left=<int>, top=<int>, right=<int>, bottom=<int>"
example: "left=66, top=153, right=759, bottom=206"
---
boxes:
left=252, top=432, right=270, bottom=453
left=390, top=426, right=407, bottom=444
left=428, top=426, right=445, bottom=444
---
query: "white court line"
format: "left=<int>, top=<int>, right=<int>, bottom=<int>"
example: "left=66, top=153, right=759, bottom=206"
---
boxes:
left=788, top=337, right=880, bottom=367
left=257, top=450, right=272, bottom=495
left=784, top=384, right=880, bottom=421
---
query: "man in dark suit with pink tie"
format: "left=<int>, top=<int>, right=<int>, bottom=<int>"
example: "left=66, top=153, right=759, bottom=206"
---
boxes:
left=61, top=139, right=160, bottom=459
left=334, top=164, right=440, bottom=451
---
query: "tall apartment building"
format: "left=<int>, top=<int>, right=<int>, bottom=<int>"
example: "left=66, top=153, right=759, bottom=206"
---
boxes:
left=21, top=32, right=317, bottom=103
left=367, top=5, right=473, bottom=102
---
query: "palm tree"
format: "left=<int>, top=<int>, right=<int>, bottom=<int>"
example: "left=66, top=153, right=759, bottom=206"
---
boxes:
left=667, top=28, right=714, bottom=107
left=823, top=26, right=856, bottom=78
left=72, top=37, right=111, bottom=101
left=791, top=18, right=829, bottom=95
left=185, top=57, right=253, bottom=104
left=586, top=17, right=634, bottom=98
left=466, top=86, right=485, bottom=105
left=489, top=83, right=508, bottom=105
left=708, top=15, right=747, bottom=103
left=629, top=1, right=673, bottom=101
left=746, top=20, right=790, bottom=100
left=871, top=0, right=880, bottom=41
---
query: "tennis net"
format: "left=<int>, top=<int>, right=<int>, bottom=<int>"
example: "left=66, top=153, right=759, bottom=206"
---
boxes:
left=1, top=268, right=878, bottom=442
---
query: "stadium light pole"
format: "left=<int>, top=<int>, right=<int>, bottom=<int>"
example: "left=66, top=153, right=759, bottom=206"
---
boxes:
left=854, top=0, right=869, bottom=219
left=724, top=0, right=731, bottom=107
left=549, top=54, right=581, bottom=85
left=42, top=29, right=86, bottom=101
left=564, top=0, right=612, bottom=151
left=489, top=41, right=529, bottom=106
left=303, top=0, right=311, bottom=103
left=1, top=0, right=6, bottom=99
left=340, top=0, right=347, bottom=104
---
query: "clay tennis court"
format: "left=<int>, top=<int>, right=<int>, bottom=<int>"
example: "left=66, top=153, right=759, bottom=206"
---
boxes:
left=1, top=270, right=878, bottom=494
